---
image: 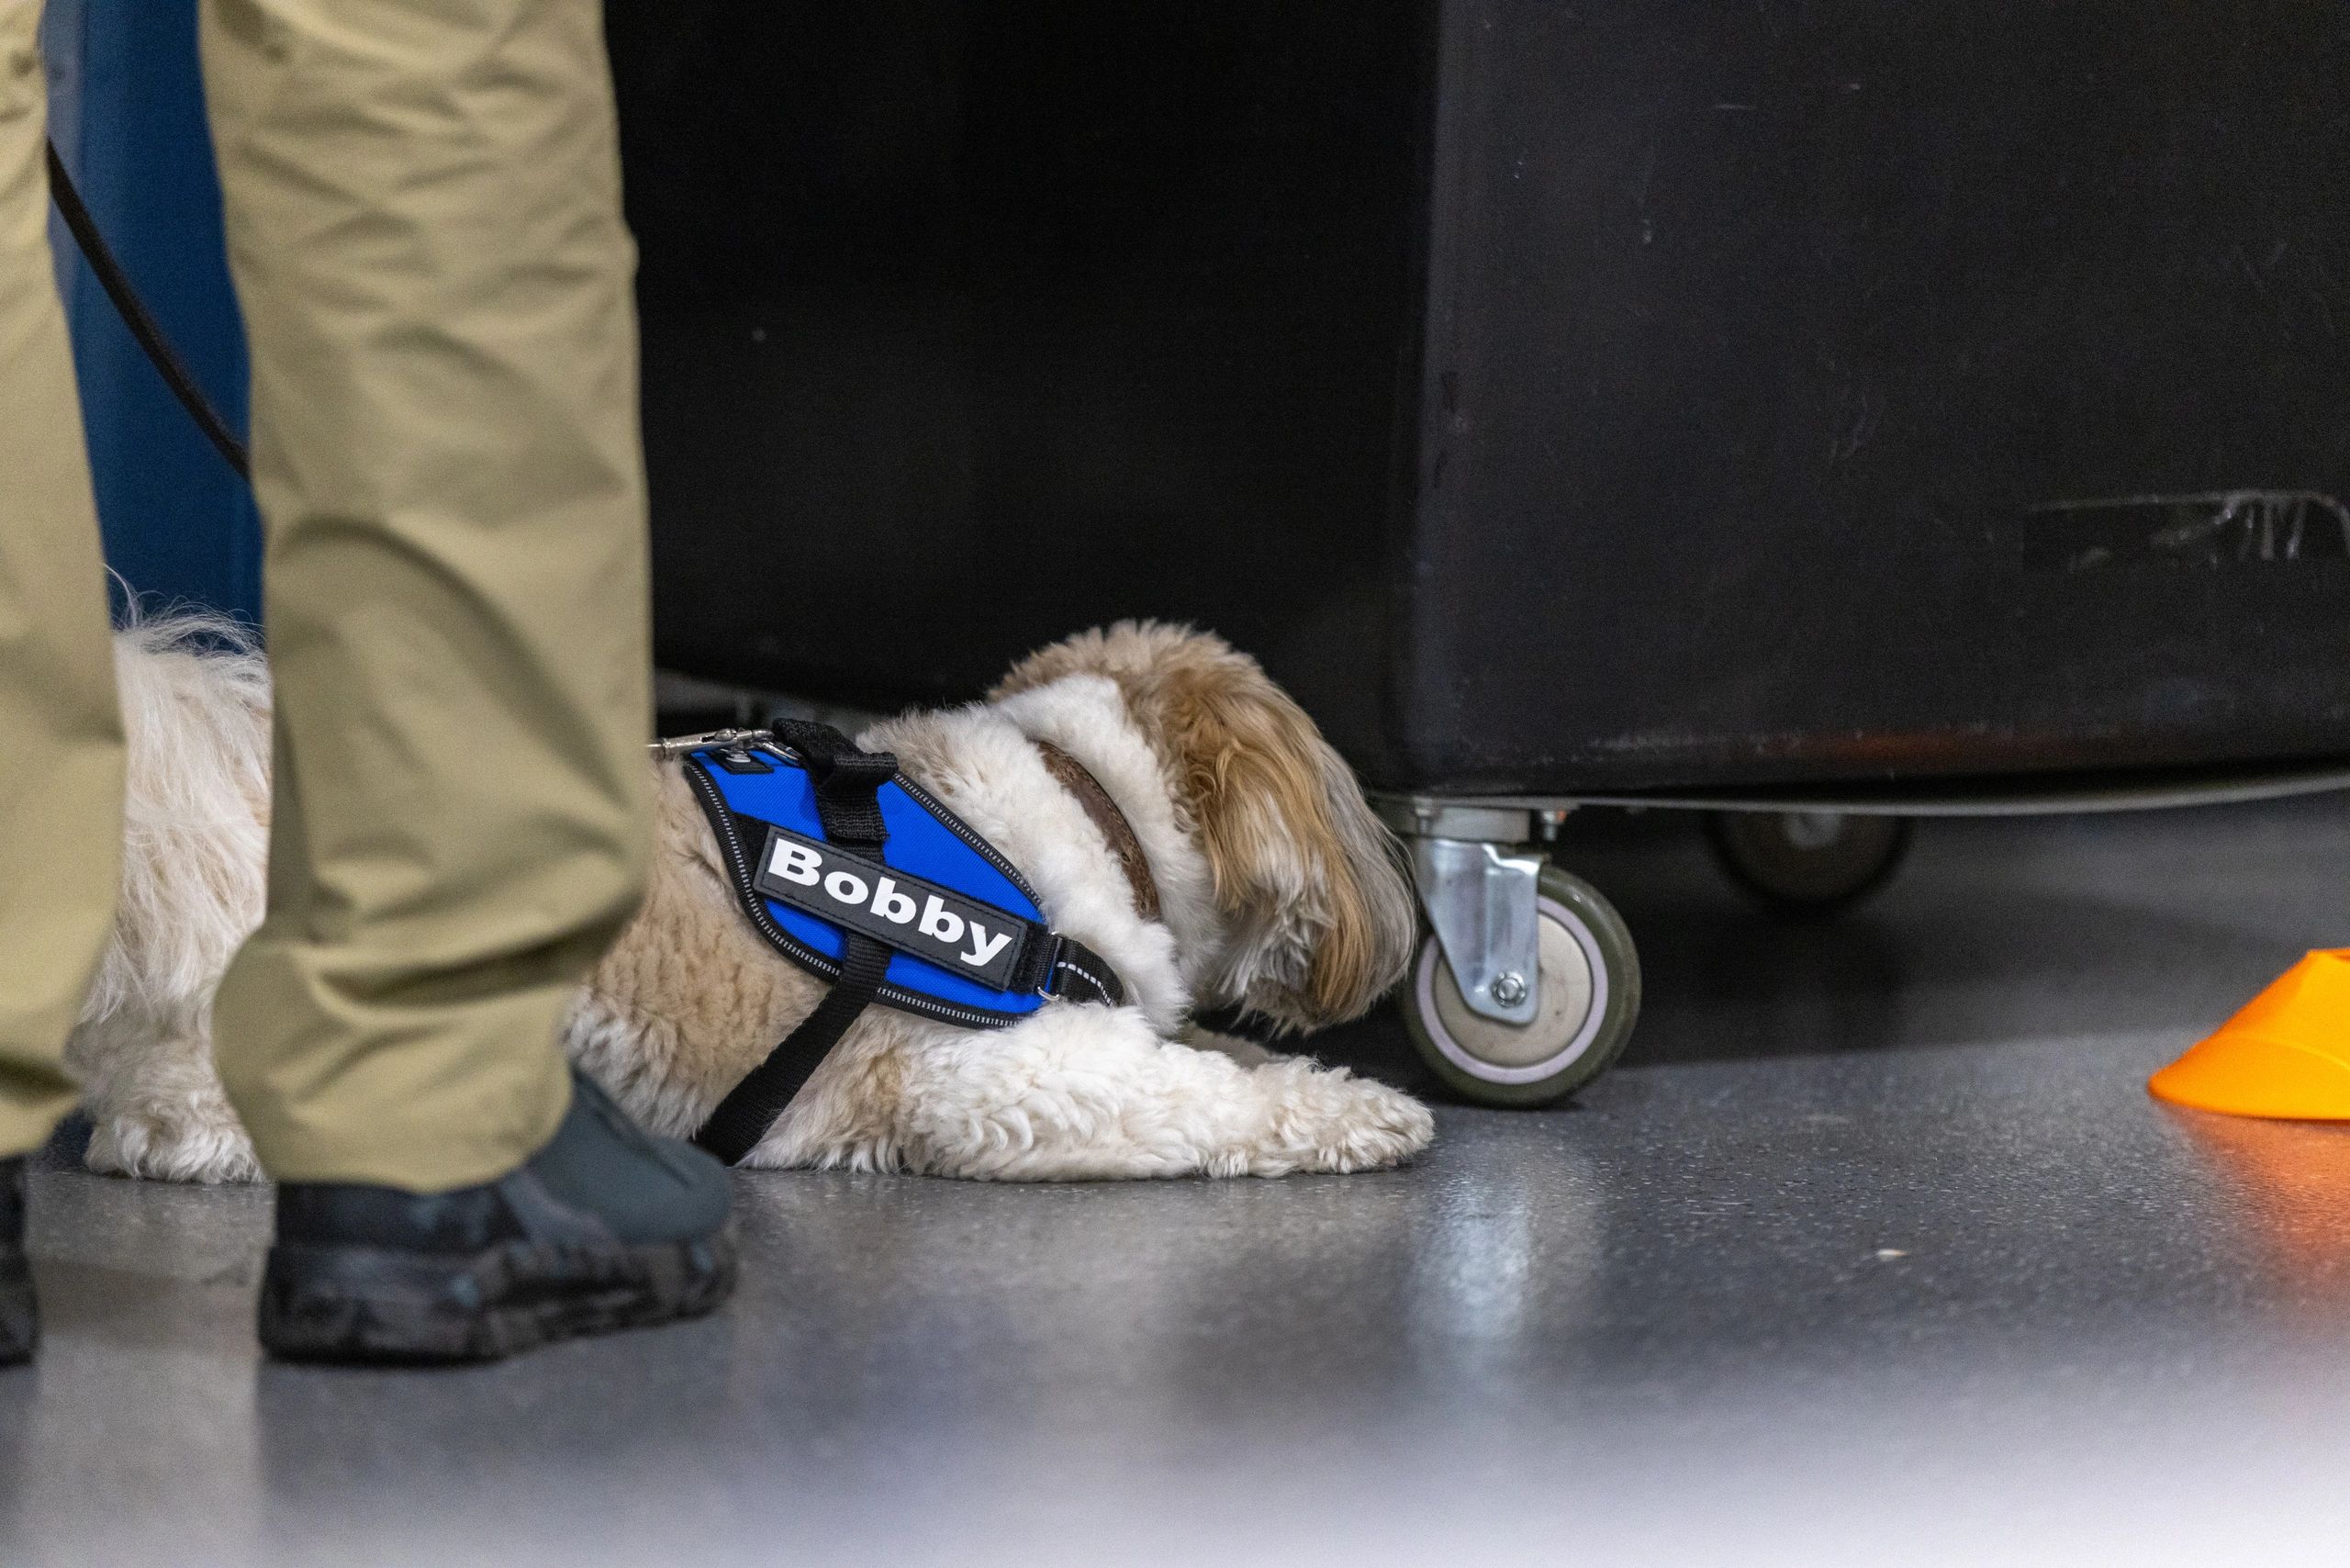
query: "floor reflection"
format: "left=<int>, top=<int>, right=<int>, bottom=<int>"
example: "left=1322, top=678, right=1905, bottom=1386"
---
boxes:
left=2161, top=1106, right=2350, bottom=1304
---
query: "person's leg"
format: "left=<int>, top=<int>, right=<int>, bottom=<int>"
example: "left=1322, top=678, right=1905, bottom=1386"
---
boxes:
left=199, top=0, right=656, bottom=1189
left=198, top=0, right=733, bottom=1361
left=0, top=0, right=128, bottom=1361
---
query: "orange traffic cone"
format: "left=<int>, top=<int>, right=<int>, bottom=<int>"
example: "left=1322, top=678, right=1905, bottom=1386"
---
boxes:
left=2150, top=950, right=2350, bottom=1120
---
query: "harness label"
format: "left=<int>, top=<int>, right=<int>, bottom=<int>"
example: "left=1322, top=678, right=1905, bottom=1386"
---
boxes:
left=752, top=824, right=1034, bottom=989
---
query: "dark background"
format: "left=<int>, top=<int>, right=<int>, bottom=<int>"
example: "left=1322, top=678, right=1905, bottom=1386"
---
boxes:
left=613, top=2, right=2350, bottom=796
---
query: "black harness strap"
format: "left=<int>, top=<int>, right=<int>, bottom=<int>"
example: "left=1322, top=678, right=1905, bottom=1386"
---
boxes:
left=1033, top=934, right=1125, bottom=1008
left=776, top=718, right=895, bottom=848
left=691, top=721, right=898, bottom=1165
left=693, top=930, right=890, bottom=1165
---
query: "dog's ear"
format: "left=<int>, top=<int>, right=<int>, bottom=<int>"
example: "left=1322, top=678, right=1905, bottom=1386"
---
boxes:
left=999, top=622, right=1416, bottom=1030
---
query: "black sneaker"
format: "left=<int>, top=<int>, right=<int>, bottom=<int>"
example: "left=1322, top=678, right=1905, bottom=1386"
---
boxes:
left=258, top=1070, right=736, bottom=1364
left=0, top=1157, right=32, bottom=1365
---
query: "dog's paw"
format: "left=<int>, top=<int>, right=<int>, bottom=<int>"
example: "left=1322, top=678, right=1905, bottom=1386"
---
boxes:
left=1255, top=1061, right=1435, bottom=1175
left=86, top=1107, right=263, bottom=1185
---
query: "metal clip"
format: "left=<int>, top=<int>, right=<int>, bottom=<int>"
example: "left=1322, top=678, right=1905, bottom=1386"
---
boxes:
left=649, top=728, right=767, bottom=762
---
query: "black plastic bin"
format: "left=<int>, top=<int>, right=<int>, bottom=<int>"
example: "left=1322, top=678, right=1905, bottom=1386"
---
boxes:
left=610, top=1, right=2350, bottom=1103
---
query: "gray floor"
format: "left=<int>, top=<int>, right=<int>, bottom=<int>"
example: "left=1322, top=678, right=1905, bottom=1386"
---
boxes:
left=6, top=796, right=2350, bottom=1567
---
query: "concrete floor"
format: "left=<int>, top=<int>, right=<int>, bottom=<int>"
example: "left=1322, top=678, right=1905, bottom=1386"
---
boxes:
left=6, top=796, right=2350, bottom=1567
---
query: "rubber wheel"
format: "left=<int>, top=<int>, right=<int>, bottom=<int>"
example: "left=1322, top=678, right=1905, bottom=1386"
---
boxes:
left=1401, top=865, right=1642, bottom=1108
left=1705, top=810, right=1912, bottom=915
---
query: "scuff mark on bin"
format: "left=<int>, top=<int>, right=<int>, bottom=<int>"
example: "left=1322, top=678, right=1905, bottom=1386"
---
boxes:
left=2022, top=490, right=2350, bottom=573
left=1827, top=384, right=1881, bottom=467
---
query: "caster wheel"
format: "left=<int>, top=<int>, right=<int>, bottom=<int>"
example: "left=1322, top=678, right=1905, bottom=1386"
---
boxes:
left=1706, top=810, right=1911, bottom=915
left=1401, top=865, right=1642, bottom=1108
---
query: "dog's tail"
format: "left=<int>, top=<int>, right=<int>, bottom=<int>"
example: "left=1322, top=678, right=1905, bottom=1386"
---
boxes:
left=81, top=609, right=273, bottom=1025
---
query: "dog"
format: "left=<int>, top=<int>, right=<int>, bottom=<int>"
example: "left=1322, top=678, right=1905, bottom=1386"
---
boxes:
left=67, top=614, right=1434, bottom=1183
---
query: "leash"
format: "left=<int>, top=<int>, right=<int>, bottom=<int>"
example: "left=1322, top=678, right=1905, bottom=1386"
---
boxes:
left=44, top=139, right=252, bottom=483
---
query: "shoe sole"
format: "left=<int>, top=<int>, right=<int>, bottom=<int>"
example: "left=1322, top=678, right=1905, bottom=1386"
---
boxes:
left=0, top=1254, right=34, bottom=1367
left=257, top=1230, right=737, bottom=1365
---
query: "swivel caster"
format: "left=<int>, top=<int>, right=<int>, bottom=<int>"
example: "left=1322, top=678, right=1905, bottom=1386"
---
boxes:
left=1706, top=810, right=1911, bottom=914
left=1396, top=828, right=1642, bottom=1107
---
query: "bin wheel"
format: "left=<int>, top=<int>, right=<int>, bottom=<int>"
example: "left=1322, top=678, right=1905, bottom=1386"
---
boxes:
left=1705, top=810, right=1911, bottom=914
left=1401, top=865, right=1642, bottom=1108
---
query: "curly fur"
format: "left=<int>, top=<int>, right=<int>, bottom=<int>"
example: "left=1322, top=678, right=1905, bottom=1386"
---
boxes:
left=68, top=610, right=271, bottom=1182
left=68, top=616, right=1432, bottom=1183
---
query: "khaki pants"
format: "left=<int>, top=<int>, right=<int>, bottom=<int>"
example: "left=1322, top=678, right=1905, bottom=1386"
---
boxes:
left=0, top=0, right=654, bottom=1190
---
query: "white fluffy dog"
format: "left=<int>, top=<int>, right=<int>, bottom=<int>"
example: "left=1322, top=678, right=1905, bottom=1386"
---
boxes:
left=68, top=615, right=1434, bottom=1184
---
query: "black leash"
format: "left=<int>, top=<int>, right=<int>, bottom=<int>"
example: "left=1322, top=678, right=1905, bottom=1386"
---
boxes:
left=689, top=721, right=901, bottom=1164
left=44, top=139, right=252, bottom=483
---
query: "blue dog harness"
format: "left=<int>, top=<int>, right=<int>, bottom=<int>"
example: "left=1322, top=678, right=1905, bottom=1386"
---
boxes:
left=675, top=720, right=1127, bottom=1162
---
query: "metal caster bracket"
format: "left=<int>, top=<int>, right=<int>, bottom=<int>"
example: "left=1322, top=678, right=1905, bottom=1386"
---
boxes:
left=1382, top=801, right=1543, bottom=1026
